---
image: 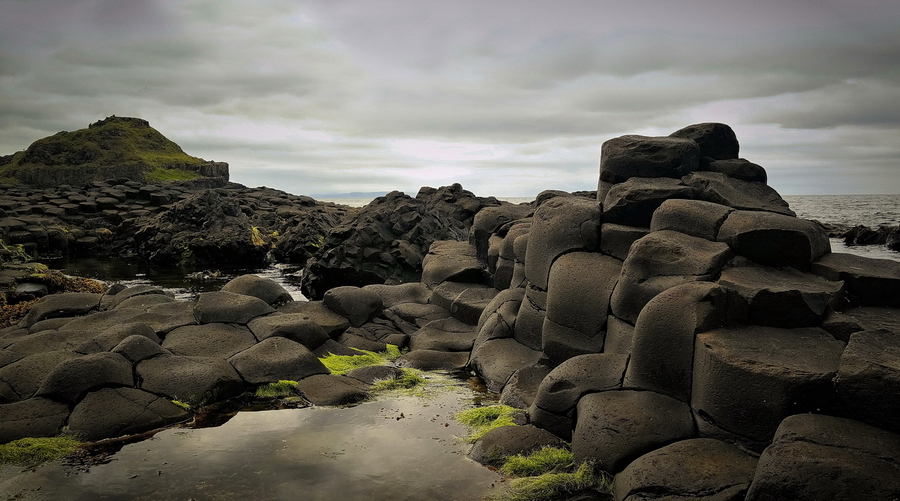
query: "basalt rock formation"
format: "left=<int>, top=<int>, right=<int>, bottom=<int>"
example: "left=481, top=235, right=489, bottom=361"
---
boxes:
left=2, top=123, right=899, bottom=501
left=299, top=183, right=502, bottom=299
left=0, top=116, right=228, bottom=187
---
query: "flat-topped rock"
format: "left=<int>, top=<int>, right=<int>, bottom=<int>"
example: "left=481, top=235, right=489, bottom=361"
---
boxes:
left=247, top=313, right=330, bottom=350
left=811, top=252, right=900, bottom=308
left=0, top=397, right=71, bottom=443
left=602, top=177, right=697, bottom=228
left=163, top=323, right=258, bottom=358
left=614, top=438, right=758, bottom=501
left=34, top=351, right=133, bottom=404
left=650, top=198, right=734, bottom=241
left=19, top=292, right=102, bottom=328
left=323, top=286, right=383, bottom=328
left=835, top=329, right=900, bottom=433
left=67, top=387, right=190, bottom=442
left=137, top=354, right=244, bottom=406
left=716, top=209, right=828, bottom=270
left=718, top=264, right=844, bottom=328
left=229, top=337, right=328, bottom=384
left=598, top=135, right=700, bottom=200
left=468, top=424, right=564, bottom=467
left=469, top=338, right=542, bottom=393
left=193, top=291, right=274, bottom=324
left=295, top=374, right=368, bottom=406
left=420, top=240, right=485, bottom=287
left=693, top=326, right=845, bottom=445
left=220, top=274, right=294, bottom=307
left=745, top=414, right=900, bottom=501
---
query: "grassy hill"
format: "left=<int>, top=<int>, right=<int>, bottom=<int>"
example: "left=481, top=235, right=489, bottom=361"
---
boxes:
left=0, top=116, right=228, bottom=187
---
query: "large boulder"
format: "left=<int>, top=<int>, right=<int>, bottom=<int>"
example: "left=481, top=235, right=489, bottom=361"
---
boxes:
left=649, top=199, right=734, bottom=242
left=614, top=438, right=758, bottom=501
left=136, top=355, right=245, bottom=406
left=323, top=286, right=384, bottom=328
left=683, top=172, right=794, bottom=216
left=408, top=318, right=476, bottom=352
left=74, top=322, right=160, bottom=354
left=624, top=283, right=745, bottom=402
left=524, top=196, right=601, bottom=290
left=716, top=209, right=828, bottom=270
left=247, top=313, right=331, bottom=350
left=692, top=326, right=844, bottom=446
left=572, top=390, right=696, bottom=473
left=610, top=231, right=732, bottom=323
left=67, top=387, right=190, bottom=442
left=468, top=425, right=565, bottom=467
left=162, top=323, right=258, bottom=358
left=598, top=135, right=700, bottom=200
left=19, top=292, right=101, bottom=328
left=34, top=351, right=133, bottom=403
left=718, top=264, right=844, bottom=328
left=669, top=123, right=739, bottom=160
left=834, top=329, right=900, bottom=433
left=0, top=350, right=81, bottom=403
left=473, top=287, right=525, bottom=349
left=468, top=338, right=542, bottom=393
left=810, top=252, right=900, bottom=308
left=745, top=414, right=900, bottom=501
left=295, top=374, right=369, bottom=406
left=0, top=397, right=71, bottom=443
left=192, top=291, right=274, bottom=325
left=228, top=337, right=329, bottom=384
left=421, top=240, right=485, bottom=288
left=277, top=300, right=351, bottom=338
left=220, top=274, right=294, bottom=306
left=542, top=252, right=621, bottom=363
left=529, top=353, right=628, bottom=440
left=601, top=177, right=697, bottom=228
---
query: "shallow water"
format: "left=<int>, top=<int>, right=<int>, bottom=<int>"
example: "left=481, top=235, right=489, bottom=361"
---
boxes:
left=0, top=374, right=502, bottom=501
left=38, top=256, right=308, bottom=301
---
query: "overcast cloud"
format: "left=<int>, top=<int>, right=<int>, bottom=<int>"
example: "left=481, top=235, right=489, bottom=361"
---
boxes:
left=1, top=0, right=898, bottom=196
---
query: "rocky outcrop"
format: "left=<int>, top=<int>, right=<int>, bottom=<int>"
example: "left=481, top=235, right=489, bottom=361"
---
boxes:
left=299, top=184, right=501, bottom=299
left=0, top=116, right=229, bottom=188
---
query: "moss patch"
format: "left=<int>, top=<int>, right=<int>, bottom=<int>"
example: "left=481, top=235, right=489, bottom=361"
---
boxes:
left=500, top=447, right=575, bottom=477
left=0, top=436, right=83, bottom=467
left=145, top=167, right=201, bottom=182
left=319, top=345, right=401, bottom=375
left=371, top=369, right=426, bottom=393
left=255, top=380, right=299, bottom=398
left=455, top=404, right=519, bottom=442
left=491, top=462, right=613, bottom=501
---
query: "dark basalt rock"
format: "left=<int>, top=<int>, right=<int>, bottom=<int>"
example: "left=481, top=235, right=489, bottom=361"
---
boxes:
left=133, top=190, right=271, bottom=267
left=229, top=337, right=328, bottom=384
left=300, top=184, right=500, bottom=299
left=468, top=424, right=565, bottom=467
left=668, top=123, right=740, bottom=161
left=67, top=387, right=190, bottom=442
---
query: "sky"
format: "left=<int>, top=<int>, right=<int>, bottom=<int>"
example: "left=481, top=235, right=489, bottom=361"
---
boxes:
left=1, top=0, right=899, bottom=198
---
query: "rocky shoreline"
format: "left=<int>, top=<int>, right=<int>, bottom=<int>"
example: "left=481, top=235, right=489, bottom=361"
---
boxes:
left=2, top=123, right=900, bottom=501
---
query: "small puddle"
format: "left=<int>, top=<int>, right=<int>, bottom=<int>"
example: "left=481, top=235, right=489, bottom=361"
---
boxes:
left=0, top=373, right=502, bottom=501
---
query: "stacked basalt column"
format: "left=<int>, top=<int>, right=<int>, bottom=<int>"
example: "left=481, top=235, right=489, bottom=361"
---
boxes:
left=468, top=123, right=900, bottom=499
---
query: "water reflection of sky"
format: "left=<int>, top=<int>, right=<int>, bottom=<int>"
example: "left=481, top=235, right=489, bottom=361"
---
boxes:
left=0, top=383, right=500, bottom=501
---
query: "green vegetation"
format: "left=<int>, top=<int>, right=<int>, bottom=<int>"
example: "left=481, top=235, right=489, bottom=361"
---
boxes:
left=500, top=447, right=575, bottom=477
left=371, top=369, right=426, bottom=392
left=0, top=436, right=83, bottom=467
left=250, top=227, right=266, bottom=247
left=171, top=400, right=191, bottom=410
left=491, top=462, right=613, bottom=501
left=0, top=116, right=217, bottom=186
left=318, top=345, right=402, bottom=375
left=145, top=167, right=201, bottom=182
left=455, top=404, right=519, bottom=442
left=255, top=380, right=299, bottom=398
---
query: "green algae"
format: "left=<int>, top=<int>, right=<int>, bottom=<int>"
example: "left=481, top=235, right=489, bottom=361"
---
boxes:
left=0, top=436, right=83, bottom=467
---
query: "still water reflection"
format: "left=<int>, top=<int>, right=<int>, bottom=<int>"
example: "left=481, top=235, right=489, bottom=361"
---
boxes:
left=0, top=375, right=501, bottom=501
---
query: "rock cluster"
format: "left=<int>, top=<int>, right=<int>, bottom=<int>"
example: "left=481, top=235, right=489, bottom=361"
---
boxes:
left=299, top=183, right=502, bottom=299
left=2, top=122, right=899, bottom=500
left=0, top=180, right=350, bottom=269
left=456, top=123, right=899, bottom=500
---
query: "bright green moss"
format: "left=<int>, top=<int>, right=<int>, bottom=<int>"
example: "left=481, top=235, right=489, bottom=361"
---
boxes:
left=500, top=447, right=575, bottom=477
left=491, top=462, right=613, bottom=501
left=0, top=436, right=83, bottom=467
left=455, top=404, right=519, bottom=442
left=371, top=369, right=426, bottom=392
left=318, top=345, right=401, bottom=375
left=171, top=400, right=191, bottom=410
left=145, top=167, right=201, bottom=182
left=255, top=380, right=299, bottom=398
